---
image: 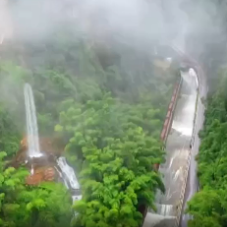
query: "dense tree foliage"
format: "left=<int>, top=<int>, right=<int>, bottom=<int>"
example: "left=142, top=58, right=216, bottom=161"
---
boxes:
left=6, top=0, right=227, bottom=226
left=0, top=151, right=72, bottom=227
left=186, top=70, right=227, bottom=227
left=0, top=22, right=179, bottom=227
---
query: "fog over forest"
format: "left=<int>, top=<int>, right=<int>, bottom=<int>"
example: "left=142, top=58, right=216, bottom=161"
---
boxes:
left=0, top=1, right=226, bottom=227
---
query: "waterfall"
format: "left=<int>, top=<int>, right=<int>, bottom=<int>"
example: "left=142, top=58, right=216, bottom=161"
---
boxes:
left=171, top=70, right=197, bottom=137
left=24, top=83, right=42, bottom=158
left=23, top=83, right=81, bottom=201
left=57, top=157, right=81, bottom=201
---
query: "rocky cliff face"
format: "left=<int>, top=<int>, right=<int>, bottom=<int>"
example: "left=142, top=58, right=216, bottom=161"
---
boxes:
left=25, top=166, right=56, bottom=185
left=12, top=136, right=63, bottom=166
left=11, top=136, right=64, bottom=185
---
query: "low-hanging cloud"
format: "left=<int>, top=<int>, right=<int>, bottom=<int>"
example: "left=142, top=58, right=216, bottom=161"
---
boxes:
left=10, top=0, right=189, bottom=46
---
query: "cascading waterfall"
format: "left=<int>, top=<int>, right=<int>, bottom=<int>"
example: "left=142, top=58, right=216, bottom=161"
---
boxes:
left=24, top=83, right=42, bottom=158
left=57, top=157, right=81, bottom=201
left=171, top=70, right=197, bottom=137
left=24, top=83, right=81, bottom=201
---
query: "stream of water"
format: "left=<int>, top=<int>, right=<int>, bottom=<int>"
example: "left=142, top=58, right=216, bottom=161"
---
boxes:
left=24, top=83, right=81, bottom=201
left=143, top=70, right=198, bottom=227
left=24, top=83, right=42, bottom=158
left=57, top=157, right=81, bottom=201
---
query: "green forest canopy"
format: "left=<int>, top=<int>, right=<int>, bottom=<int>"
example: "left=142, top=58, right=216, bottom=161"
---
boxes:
left=0, top=27, right=180, bottom=227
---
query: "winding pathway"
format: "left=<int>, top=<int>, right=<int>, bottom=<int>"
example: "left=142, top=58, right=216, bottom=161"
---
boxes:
left=177, top=50, right=207, bottom=227
left=143, top=67, right=199, bottom=227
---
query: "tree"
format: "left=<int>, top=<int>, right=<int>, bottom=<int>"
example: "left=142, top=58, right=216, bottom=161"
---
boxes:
left=0, top=152, right=73, bottom=227
left=56, top=93, right=164, bottom=227
left=186, top=189, right=227, bottom=227
left=0, top=26, right=179, bottom=227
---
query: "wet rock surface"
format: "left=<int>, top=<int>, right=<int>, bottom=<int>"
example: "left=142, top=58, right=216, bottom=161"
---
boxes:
left=12, top=136, right=63, bottom=166
left=11, top=136, right=64, bottom=185
left=25, top=166, right=56, bottom=185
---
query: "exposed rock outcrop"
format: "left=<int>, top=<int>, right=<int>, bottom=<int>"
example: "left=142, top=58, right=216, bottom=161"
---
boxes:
left=25, top=166, right=56, bottom=185
left=11, top=136, right=64, bottom=168
left=10, top=136, right=65, bottom=186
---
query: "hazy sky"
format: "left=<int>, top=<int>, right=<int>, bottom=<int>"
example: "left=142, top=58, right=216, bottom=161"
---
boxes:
left=9, top=0, right=190, bottom=45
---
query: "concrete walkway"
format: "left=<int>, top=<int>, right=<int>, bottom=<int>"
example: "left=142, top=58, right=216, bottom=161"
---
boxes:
left=180, top=67, right=207, bottom=227
left=143, top=69, right=198, bottom=227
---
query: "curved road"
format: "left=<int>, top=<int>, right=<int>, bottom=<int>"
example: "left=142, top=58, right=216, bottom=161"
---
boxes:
left=143, top=45, right=207, bottom=227
left=143, top=58, right=199, bottom=227
left=174, top=48, right=207, bottom=227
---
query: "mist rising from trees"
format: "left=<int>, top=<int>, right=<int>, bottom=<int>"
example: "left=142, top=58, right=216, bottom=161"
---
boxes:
left=0, top=0, right=227, bottom=227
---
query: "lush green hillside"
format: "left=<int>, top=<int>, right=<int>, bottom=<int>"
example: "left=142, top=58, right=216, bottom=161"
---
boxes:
left=0, top=28, right=179, bottom=227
